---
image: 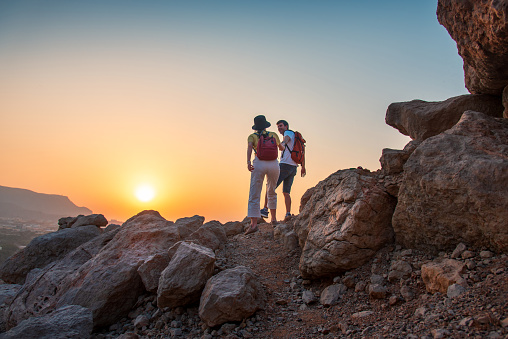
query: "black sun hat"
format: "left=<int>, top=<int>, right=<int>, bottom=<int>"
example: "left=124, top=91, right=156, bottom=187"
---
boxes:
left=252, top=115, right=271, bottom=130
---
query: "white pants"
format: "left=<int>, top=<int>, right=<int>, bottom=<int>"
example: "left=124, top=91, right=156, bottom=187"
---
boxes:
left=248, top=158, right=280, bottom=218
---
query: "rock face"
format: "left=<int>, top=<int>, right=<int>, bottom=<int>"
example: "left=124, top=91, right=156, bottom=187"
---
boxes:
left=0, top=225, right=101, bottom=284
left=0, top=305, right=93, bottom=339
left=437, top=0, right=508, bottom=95
left=199, top=266, right=266, bottom=327
left=386, top=94, right=503, bottom=141
left=293, top=169, right=396, bottom=279
left=157, top=242, right=215, bottom=309
left=392, top=111, right=508, bottom=253
left=6, top=210, right=183, bottom=330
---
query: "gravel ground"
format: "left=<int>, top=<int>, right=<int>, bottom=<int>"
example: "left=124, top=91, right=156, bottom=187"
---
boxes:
left=92, top=220, right=508, bottom=339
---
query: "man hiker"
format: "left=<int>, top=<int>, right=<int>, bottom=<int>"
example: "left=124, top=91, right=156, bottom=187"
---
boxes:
left=261, top=120, right=306, bottom=221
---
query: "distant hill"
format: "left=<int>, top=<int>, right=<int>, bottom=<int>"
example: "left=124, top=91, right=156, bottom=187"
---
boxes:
left=0, top=185, right=92, bottom=221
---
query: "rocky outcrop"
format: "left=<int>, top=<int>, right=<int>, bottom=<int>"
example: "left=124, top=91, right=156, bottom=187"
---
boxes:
left=1, top=305, right=93, bottom=339
left=157, top=242, right=215, bottom=309
left=6, top=210, right=183, bottom=330
left=294, top=169, right=396, bottom=279
left=386, top=94, right=503, bottom=141
left=437, top=0, right=508, bottom=95
left=0, top=225, right=101, bottom=284
left=392, top=111, right=508, bottom=253
left=58, top=214, right=108, bottom=230
left=199, top=266, right=266, bottom=327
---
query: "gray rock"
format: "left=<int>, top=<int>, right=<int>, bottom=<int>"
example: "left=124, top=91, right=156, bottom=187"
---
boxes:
left=6, top=210, right=182, bottom=330
left=187, top=221, right=227, bottom=251
left=0, top=305, right=93, bottom=339
left=134, top=315, right=150, bottom=328
left=199, top=266, right=265, bottom=327
left=320, top=284, right=347, bottom=306
left=71, top=214, right=108, bottom=228
left=157, top=242, right=216, bottom=309
left=223, top=221, right=244, bottom=237
left=447, top=283, right=467, bottom=298
left=388, top=260, right=413, bottom=282
left=400, top=285, right=415, bottom=300
left=302, top=290, right=317, bottom=305
left=283, top=231, right=299, bottom=251
left=392, top=111, right=508, bottom=254
left=0, top=225, right=101, bottom=284
left=137, top=252, right=171, bottom=293
left=370, top=274, right=385, bottom=285
left=174, top=215, right=205, bottom=239
left=368, top=284, right=387, bottom=299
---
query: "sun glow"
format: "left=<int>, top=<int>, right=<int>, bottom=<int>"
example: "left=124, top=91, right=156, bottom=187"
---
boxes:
left=135, top=184, right=156, bottom=202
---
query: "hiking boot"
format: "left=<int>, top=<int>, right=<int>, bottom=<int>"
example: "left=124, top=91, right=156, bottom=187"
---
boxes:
left=284, top=212, right=292, bottom=221
left=260, top=208, right=269, bottom=218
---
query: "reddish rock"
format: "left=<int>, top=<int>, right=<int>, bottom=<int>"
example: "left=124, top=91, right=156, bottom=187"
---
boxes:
left=437, top=0, right=508, bottom=95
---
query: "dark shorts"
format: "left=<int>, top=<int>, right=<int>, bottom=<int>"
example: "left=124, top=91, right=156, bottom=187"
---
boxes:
left=276, top=163, right=297, bottom=193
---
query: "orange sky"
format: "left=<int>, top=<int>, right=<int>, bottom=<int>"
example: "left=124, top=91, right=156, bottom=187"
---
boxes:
left=0, top=1, right=466, bottom=223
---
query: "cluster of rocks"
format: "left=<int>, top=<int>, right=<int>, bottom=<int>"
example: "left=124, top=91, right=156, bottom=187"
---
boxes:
left=291, top=0, right=508, bottom=281
left=0, top=212, right=265, bottom=338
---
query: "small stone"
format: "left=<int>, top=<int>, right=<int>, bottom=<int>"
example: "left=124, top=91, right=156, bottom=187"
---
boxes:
left=355, top=281, right=367, bottom=292
left=370, top=274, right=385, bottom=285
left=333, top=276, right=341, bottom=283
left=451, top=243, right=467, bottom=259
left=400, top=285, right=414, bottom=300
left=459, top=316, right=474, bottom=327
left=302, top=290, right=317, bottom=304
left=431, top=328, right=450, bottom=339
left=414, top=307, right=426, bottom=318
left=501, top=317, right=508, bottom=328
left=369, top=284, right=387, bottom=299
left=134, top=315, right=150, bottom=328
left=447, top=283, right=467, bottom=298
left=342, top=275, right=356, bottom=288
left=401, top=249, right=413, bottom=256
left=169, top=328, right=182, bottom=336
left=389, top=295, right=398, bottom=305
left=480, top=250, right=494, bottom=258
left=461, top=250, right=474, bottom=259
left=465, top=259, right=476, bottom=270
left=352, top=311, right=373, bottom=319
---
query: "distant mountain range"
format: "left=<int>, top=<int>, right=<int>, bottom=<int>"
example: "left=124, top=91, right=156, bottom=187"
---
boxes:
left=0, top=185, right=92, bottom=221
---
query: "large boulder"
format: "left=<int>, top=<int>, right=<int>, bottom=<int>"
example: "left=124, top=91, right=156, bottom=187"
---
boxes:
left=392, top=111, right=508, bottom=253
left=437, top=0, right=508, bottom=95
left=0, top=305, right=93, bottom=339
left=173, top=215, right=205, bottom=238
left=188, top=221, right=227, bottom=251
left=5, top=228, right=120, bottom=330
left=386, top=94, right=503, bottom=141
left=0, top=225, right=101, bottom=284
left=6, top=210, right=183, bottom=330
left=199, top=266, right=266, bottom=327
left=0, top=284, right=22, bottom=333
left=293, top=169, right=396, bottom=279
left=157, top=242, right=215, bottom=309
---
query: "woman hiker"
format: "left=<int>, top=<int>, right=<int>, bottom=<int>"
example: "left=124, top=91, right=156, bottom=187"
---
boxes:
left=245, top=115, right=283, bottom=235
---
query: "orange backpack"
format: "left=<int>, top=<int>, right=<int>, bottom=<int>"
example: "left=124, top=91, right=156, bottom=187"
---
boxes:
left=288, top=130, right=306, bottom=165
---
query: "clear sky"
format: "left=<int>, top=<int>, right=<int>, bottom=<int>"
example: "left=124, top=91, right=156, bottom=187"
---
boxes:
left=0, top=1, right=467, bottom=223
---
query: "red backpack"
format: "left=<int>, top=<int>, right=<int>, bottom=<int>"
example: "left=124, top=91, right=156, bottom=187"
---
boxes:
left=255, top=132, right=278, bottom=160
left=289, top=130, right=306, bottom=165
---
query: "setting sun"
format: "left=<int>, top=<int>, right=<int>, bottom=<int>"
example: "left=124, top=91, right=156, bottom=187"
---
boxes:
left=135, top=185, right=156, bottom=202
